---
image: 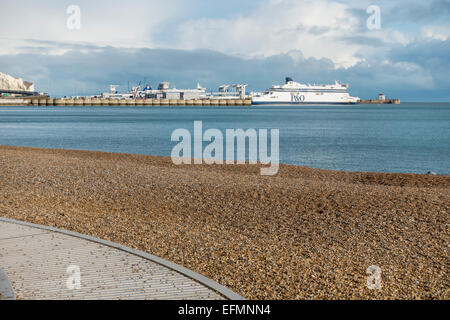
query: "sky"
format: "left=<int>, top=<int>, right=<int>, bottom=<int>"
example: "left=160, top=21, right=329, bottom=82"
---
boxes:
left=0, top=0, right=449, bottom=100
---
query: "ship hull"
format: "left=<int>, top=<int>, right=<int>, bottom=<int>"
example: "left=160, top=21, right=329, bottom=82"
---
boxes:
left=252, top=79, right=360, bottom=105
left=252, top=95, right=360, bottom=105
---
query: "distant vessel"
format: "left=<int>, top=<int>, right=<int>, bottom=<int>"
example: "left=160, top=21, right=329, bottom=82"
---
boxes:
left=251, top=77, right=360, bottom=105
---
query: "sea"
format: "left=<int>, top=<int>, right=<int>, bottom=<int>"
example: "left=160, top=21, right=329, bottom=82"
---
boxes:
left=0, top=103, right=449, bottom=174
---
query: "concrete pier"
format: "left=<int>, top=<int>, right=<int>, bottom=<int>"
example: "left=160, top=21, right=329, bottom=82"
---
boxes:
left=91, top=98, right=101, bottom=106
left=1, top=97, right=254, bottom=107
left=54, top=99, right=65, bottom=106
left=0, top=98, right=30, bottom=106
left=360, top=99, right=400, bottom=104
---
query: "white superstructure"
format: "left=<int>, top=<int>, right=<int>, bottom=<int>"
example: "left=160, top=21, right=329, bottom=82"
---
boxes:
left=252, top=77, right=360, bottom=105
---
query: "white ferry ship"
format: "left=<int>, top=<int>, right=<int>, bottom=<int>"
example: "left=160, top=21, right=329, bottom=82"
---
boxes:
left=252, top=77, right=360, bottom=105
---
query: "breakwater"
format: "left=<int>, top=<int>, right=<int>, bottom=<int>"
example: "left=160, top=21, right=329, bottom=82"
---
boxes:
left=0, top=98, right=31, bottom=106
left=360, top=99, right=401, bottom=104
left=0, top=97, right=252, bottom=107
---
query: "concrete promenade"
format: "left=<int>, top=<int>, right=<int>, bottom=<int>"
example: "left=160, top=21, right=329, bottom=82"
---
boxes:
left=0, top=218, right=243, bottom=300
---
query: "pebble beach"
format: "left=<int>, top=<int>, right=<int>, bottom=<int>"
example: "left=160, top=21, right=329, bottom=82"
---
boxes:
left=0, top=145, right=448, bottom=300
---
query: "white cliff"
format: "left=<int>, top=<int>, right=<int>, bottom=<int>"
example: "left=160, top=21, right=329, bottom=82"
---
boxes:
left=0, top=72, right=35, bottom=92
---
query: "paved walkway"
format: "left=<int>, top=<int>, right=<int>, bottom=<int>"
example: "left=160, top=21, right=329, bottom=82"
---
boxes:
left=0, top=218, right=243, bottom=300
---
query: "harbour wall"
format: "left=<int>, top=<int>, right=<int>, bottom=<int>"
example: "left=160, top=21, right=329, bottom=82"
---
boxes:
left=359, top=99, right=401, bottom=104
left=0, top=98, right=253, bottom=107
left=0, top=98, right=32, bottom=106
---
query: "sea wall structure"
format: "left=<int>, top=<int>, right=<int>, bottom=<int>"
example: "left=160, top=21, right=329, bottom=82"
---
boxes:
left=360, top=93, right=400, bottom=104
left=360, top=99, right=401, bottom=104
left=0, top=97, right=253, bottom=107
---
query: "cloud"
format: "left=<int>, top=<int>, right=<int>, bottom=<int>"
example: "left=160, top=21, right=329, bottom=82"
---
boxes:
left=161, top=0, right=365, bottom=68
left=338, top=35, right=387, bottom=47
left=388, top=38, right=450, bottom=89
left=420, top=26, right=450, bottom=41
left=0, top=0, right=184, bottom=54
left=392, top=0, right=450, bottom=22
left=0, top=41, right=448, bottom=101
left=0, top=0, right=446, bottom=68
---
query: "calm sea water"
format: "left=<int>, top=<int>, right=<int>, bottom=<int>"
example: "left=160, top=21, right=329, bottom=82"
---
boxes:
left=0, top=103, right=449, bottom=174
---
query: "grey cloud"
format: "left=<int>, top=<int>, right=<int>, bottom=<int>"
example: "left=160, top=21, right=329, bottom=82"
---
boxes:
left=23, top=39, right=104, bottom=49
left=276, top=24, right=331, bottom=36
left=388, top=39, right=450, bottom=87
left=0, top=41, right=448, bottom=101
left=338, top=35, right=387, bottom=47
left=344, top=7, right=369, bottom=33
left=347, top=1, right=450, bottom=31
left=308, top=26, right=332, bottom=36
left=393, top=0, right=450, bottom=21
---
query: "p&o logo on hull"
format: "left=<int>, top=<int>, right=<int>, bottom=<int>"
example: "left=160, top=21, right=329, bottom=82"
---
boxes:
left=291, top=93, right=306, bottom=103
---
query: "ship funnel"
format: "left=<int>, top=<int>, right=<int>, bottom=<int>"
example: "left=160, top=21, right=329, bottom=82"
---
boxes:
left=285, top=77, right=293, bottom=84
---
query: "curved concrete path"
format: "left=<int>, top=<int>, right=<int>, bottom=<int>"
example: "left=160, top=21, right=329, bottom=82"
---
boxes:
left=0, top=218, right=244, bottom=300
